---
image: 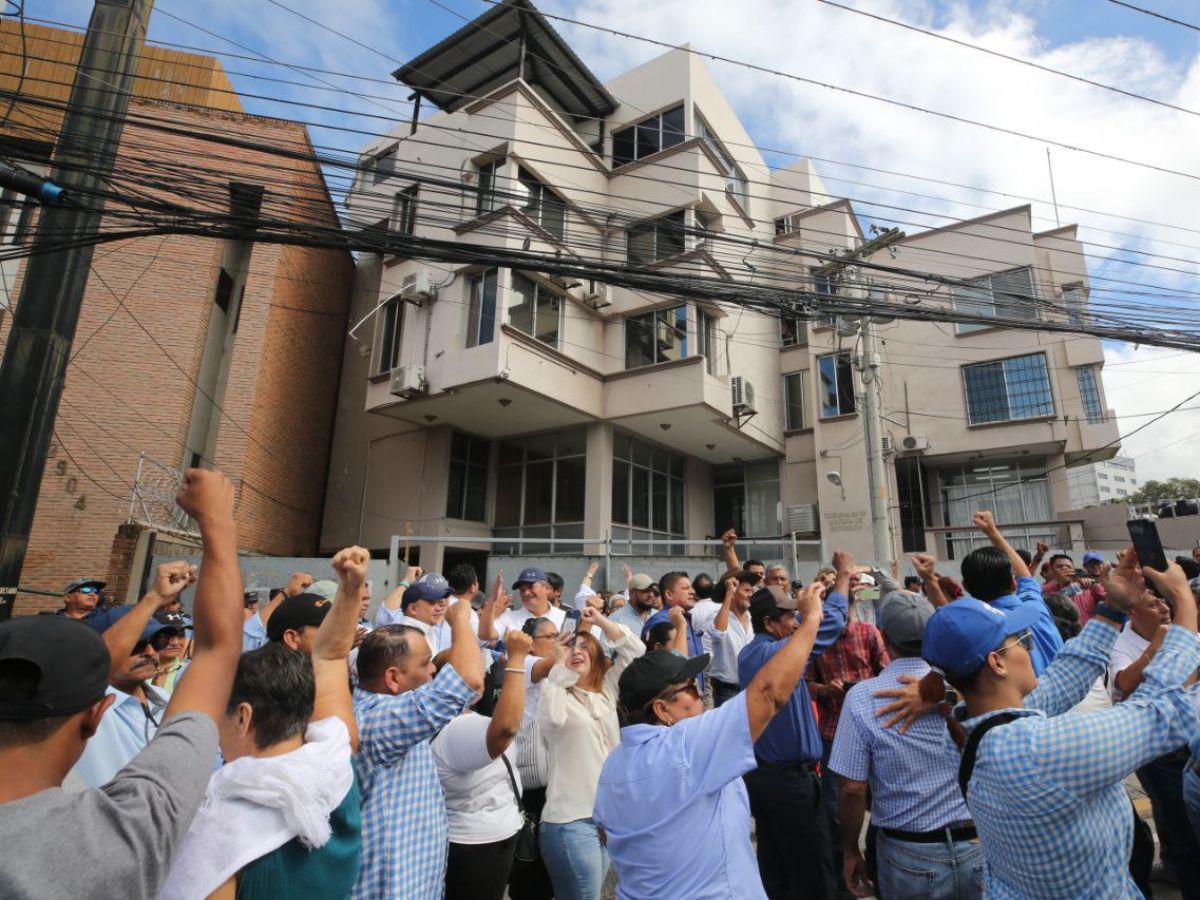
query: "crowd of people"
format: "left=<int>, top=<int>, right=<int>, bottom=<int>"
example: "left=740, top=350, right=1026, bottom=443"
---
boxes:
left=1, top=468, right=1199, bottom=899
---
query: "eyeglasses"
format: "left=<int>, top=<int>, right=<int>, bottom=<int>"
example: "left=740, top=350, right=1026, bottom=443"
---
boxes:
left=533, top=631, right=561, bottom=641
left=133, top=632, right=175, bottom=654
left=77, top=586, right=100, bottom=595
left=996, top=630, right=1034, bottom=656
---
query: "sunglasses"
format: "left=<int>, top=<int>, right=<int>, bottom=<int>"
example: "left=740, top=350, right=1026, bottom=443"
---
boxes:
left=77, top=586, right=100, bottom=595
left=133, top=632, right=176, bottom=654
left=996, top=629, right=1034, bottom=656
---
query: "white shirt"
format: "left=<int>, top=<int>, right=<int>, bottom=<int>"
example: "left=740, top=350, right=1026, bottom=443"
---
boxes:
left=705, top=610, right=752, bottom=685
left=691, top=599, right=721, bottom=655
left=394, top=614, right=438, bottom=655
left=494, top=604, right=565, bottom=641
left=432, top=712, right=524, bottom=845
left=429, top=596, right=481, bottom=653
left=1109, top=623, right=1151, bottom=702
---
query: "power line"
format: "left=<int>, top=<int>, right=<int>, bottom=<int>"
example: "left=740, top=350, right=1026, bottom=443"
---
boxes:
left=1105, top=0, right=1200, bottom=32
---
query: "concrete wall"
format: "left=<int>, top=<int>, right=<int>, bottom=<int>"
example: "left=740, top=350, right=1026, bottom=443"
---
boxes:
left=1066, top=504, right=1200, bottom=557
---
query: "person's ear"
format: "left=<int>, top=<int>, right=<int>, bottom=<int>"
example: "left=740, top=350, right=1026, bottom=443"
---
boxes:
left=81, top=694, right=116, bottom=739
left=282, top=630, right=300, bottom=651
left=234, top=702, right=254, bottom=739
left=652, top=698, right=673, bottom=727
left=384, top=665, right=402, bottom=693
left=986, top=649, right=1008, bottom=679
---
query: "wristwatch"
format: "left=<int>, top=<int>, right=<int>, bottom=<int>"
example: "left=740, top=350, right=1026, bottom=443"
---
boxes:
left=1093, top=603, right=1128, bottom=627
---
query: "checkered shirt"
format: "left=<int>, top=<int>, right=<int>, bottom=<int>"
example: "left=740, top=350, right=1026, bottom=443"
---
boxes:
left=352, top=664, right=475, bottom=899
left=960, top=619, right=1200, bottom=899
left=608, top=602, right=651, bottom=640
left=807, top=619, right=889, bottom=739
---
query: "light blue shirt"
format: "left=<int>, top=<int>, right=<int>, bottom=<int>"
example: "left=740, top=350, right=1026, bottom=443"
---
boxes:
left=985, top=575, right=1062, bottom=675
left=593, top=692, right=766, bottom=900
left=374, top=603, right=405, bottom=628
left=242, top=611, right=268, bottom=652
left=71, top=683, right=170, bottom=788
left=829, top=656, right=972, bottom=831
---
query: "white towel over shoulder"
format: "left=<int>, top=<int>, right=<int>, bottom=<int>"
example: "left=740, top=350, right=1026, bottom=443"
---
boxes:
left=159, top=716, right=353, bottom=900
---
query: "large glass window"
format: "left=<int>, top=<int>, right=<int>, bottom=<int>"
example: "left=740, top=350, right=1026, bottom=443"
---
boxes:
left=696, top=114, right=748, bottom=207
left=934, top=458, right=1056, bottom=559
left=627, top=209, right=686, bottom=265
left=466, top=269, right=498, bottom=348
left=625, top=305, right=688, bottom=369
left=1076, top=365, right=1104, bottom=424
left=611, top=104, right=685, bottom=167
left=611, top=433, right=686, bottom=553
left=518, top=166, right=566, bottom=241
left=493, top=429, right=586, bottom=553
left=963, top=353, right=1054, bottom=425
left=954, top=266, right=1036, bottom=334
left=377, top=298, right=402, bottom=374
left=509, top=272, right=561, bottom=348
left=446, top=431, right=490, bottom=521
left=476, top=157, right=503, bottom=216
left=713, top=461, right=782, bottom=553
left=818, top=353, right=856, bottom=418
left=781, top=314, right=807, bottom=347
left=783, top=371, right=811, bottom=431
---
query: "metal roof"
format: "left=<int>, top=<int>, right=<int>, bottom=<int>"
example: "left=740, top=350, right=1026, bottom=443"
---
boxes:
left=393, top=0, right=617, bottom=121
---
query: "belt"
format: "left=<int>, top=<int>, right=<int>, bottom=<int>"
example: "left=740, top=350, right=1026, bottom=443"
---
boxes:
left=754, top=757, right=818, bottom=773
left=881, top=823, right=977, bottom=844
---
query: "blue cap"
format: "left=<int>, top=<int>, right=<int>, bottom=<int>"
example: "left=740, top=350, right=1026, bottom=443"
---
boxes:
left=512, top=567, right=548, bottom=589
left=401, top=580, right=451, bottom=608
left=83, top=605, right=182, bottom=644
left=418, top=573, right=450, bottom=593
left=921, top=598, right=1042, bottom=679
left=1082, top=551, right=1104, bottom=565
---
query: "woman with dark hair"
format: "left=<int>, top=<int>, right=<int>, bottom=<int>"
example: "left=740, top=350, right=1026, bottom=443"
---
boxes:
left=537, top=608, right=645, bottom=900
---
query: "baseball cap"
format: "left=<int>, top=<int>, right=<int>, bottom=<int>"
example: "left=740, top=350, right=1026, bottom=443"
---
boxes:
left=307, top=579, right=338, bottom=601
left=617, top=649, right=711, bottom=712
left=876, top=591, right=934, bottom=655
left=266, top=593, right=333, bottom=642
left=418, top=573, right=451, bottom=593
left=1082, top=551, right=1104, bottom=566
left=628, top=573, right=654, bottom=591
left=748, top=585, right=798, bottom=621
left=83, top=605, right=182, bottom=645
left=857, top=573, right=876, bottom=587
left=0, top=617, right=111, bottom=720
left=512, top=567, right=548, bottom=589
left=401, top=580, right=452, bottom=608
left=63, top=576, right=105, bottom=594
left=921, top=598, right=1042, bottom=679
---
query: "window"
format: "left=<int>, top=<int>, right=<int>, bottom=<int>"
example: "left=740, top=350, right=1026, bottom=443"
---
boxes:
left=1099, top=473, right=1109, bottom=480
left=1117, top=489, right=1128, bottom=496
left=1063, top=285, right=1086, bottom=329
left=625, top=305, right=687, bottom=368
left=962, top=353, right=1053, bottom=425
left=518, top=166, right=566, bottom=241
left=934, top=458, right=1054, bottom=559
left=954, top=267, right=1036, bottom=334
left=466, top=269, right=498, bottom=348
left=810, top=270, right=839, bottom=328
left=392, top=185, right=418, bottom=236
left=611, top=105, right=685, bottom=167
left=1115, top=476, right=1126, bottom=483
left=896, top=456, right=928, bottom=552
left=377, top=298, right=402, bottom=374
left=817, top=353, right=856, bottom=418
left=698, top=309, right=719, bottom=375
left=781, top=314, right=807, bottom=347
left=713, top=461, right=782, bottom=556
left=1101, top=485, right=1111, bottom=493
left=446, top=431, right=490, bottom=521
left=696, top=114, right=748, bottom=207
left=494, top=429, right=586, bottom=553
left=368, top=145, right=398, bottom=185
left=611, top=433, right=685, bottom=553
left=509, top=272, right=561, bottom=348
left=783, top=371, right=811, bottom=430
left=1076, top=365, right=1104, bottom=424
left=627, top=209, right=686, bottom=265
left=476, top=157, right=503, bottom=216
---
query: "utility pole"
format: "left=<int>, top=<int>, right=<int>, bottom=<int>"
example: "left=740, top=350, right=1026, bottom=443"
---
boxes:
left=0, top=0, right=155, bottom=620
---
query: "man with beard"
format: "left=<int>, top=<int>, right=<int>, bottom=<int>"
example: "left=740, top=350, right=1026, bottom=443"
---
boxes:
left=609, top=572, right=658, bottom=638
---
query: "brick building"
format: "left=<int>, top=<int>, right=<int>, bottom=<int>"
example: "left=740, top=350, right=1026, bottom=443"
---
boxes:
left=0, top=26, right=354, bottom=612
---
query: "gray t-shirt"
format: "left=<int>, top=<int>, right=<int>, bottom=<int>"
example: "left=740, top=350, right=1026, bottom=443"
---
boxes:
left=0, top=711, right=217, bottom=899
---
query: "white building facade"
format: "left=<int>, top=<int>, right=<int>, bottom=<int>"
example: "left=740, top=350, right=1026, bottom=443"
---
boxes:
left=1067, top=455, right=1139, bottom=508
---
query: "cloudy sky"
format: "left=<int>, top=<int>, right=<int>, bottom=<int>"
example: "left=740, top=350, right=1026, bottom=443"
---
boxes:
left=41, top=0, right=1200, bottom=481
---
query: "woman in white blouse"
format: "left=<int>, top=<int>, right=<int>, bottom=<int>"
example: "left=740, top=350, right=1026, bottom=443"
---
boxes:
left=537, top=607, right=645, bottom=900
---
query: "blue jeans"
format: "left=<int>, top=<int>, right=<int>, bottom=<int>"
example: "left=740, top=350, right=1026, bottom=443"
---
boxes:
left=539, top=818, right=608, bottom=900
left=1184, top=758, right=1200, bottom=844
left=875, top=831, right=984, bottom=900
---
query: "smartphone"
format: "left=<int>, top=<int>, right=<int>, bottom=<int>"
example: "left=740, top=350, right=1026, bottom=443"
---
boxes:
left=563, top=608, right=582, bottom=635
left=1127, top=519, right=1169, bottom=572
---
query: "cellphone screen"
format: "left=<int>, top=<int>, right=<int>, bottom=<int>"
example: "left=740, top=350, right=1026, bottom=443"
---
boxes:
left=1127, top=519, right=1169, bottom=572
left=563, top=610, right=581, bottom=635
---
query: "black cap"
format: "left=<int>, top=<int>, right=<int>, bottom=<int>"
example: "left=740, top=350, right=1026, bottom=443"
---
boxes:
left=0, top=617, right=111, bottom=720
left=617, top=649, right=711, bottom=713
left=266, top=593, right=332, bottom=642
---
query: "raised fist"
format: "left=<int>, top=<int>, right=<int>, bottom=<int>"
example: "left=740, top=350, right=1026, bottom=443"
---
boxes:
left=176, top=468, right=234, bottom=523
left=332, top=546, right=370, bottom=586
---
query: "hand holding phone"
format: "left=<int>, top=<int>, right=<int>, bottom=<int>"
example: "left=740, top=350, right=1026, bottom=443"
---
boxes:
left=1127, top=519, right=1169, bottom=572
left=562, top=608, right=582, bottom=635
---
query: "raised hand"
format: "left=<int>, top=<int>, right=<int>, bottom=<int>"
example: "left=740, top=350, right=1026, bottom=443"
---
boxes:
left=832, top=549, right=855, bottom=574
left=175, top=468, right=235, bottom=526
left=722, top=528, right=738, bottom=548
left=622, top=563, right=633, bottom=582
left=284, top=571, right=313, bottom=597
left=1035, top=541, right=1050, bottom=556
left=667, top=605, right=686, bottom=627
left=1102, top=547, right=1144, bottom=611
left=972, top=510, right=998, bottom=533
left=332, top=546, right=370, bottom=587
left=580, top=605, right=606, bottom=627
left=911, top=553, right=936, bottom=581
left=403, top=565, right=423, bottom=583
left=150, top=561, right=196, bottom=606
left=1142, top=559, right=1191, bottom=600
left=797, top=581, right=825, bottom=624
left=586, top=560, right=600, bottom=579
left=504, top=628, right=533, bottom=662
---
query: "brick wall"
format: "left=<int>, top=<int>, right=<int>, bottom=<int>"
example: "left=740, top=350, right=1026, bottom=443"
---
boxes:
left=2, top=100, right=353, bottom=613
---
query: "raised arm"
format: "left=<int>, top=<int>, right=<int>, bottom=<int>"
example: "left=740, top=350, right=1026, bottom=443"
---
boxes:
left=486, top=630, right=530, bottom=758
left=444, top=586, right=485, bottom=695
left=721, top=529, right=741, bottom=573
left=314, top=546, right=370, bottom=751
left=261, top=571, right=313, bottom=627
left=745, top=583, right=825, bottom=741
left=575, top=560, right=600, bottom=610
left=973, top=510, right=1031, bottom=579
left=668, top=605, right=690, bottom=657
left=477, top=571, right=506, bottom=644
left=164, top=470, right=243, bottom=723
left=911, top=554, right=948, bottom=607
left=102, top=561, right=195, bottom=682
left=712, top=575, right=736, bottom=634
left=1030, top=541, right=1049, bottom=577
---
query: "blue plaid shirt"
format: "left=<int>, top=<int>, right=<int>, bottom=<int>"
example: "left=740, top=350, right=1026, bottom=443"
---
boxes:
left=828, top=656, right=971, bottom=831
left=352, top=665, right=475, bottom=899
left=960, top=619, right=1200, bottom=899
left=987, top=576, right=1063, bottom=675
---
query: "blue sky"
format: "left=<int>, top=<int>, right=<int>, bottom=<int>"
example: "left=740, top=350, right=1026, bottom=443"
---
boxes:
left=34, top=0, right=1200, bottom=478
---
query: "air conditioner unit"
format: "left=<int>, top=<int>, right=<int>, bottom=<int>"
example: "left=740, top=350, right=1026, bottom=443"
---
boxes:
left=900, top=434, right=930, bottom=452
left=583, top=284, right=611, bottom=310
left=398, top=270, right=434, bottom=304
left=731, top=375, right=757, bottom=415
left=881, top=435, right=895, bottom=454
left=389, top=364, right=426, bottom=398
left=786, top=503, right=820, bottom=536
left=552, top=274, right=582, bottom=291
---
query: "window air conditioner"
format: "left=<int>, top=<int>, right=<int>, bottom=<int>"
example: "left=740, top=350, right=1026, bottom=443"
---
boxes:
left=583, top=284, right=611, bottom=310
left=786, top=503, right=820, bottom=536
left=731, top=376, right=757, bottom=415
left=399, top=270, right=434, bottom=304
left=900, top=434, right=930, bottom=452
left=389, top=364, right=426, bottom=398
left=881, top=435, right=895, bottom=454
left=552, top=274, right=582, bottom=291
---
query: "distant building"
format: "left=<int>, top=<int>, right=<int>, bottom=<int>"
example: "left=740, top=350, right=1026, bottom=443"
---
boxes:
left=1066, top=455, right=1138, bottom=508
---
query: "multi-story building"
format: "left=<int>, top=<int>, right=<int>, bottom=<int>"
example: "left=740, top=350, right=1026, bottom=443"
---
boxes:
left=0, top=24, right=354, bottom=612
left=321, top=0, right=1119, bottom=579
left=1066, top=455, right=1139, bottom=508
